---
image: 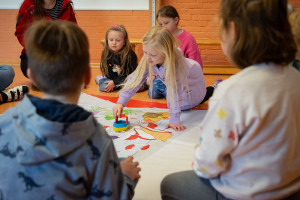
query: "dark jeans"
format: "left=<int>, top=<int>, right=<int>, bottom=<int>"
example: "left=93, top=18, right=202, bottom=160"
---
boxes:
left=147, top=78, right=167, bottom=99
left=98, top=78, right=115, bottom=92
left=0, top=65, right=15, bottom=91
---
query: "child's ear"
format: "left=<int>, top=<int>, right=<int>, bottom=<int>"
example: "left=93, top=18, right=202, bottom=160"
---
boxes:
left=84, top=66, right=91, bottom=86
left=27, top=68, right=38, bottom=87
left=175, top=17, right=179, bottom=25
left=230, top=21, right=237, bottom=40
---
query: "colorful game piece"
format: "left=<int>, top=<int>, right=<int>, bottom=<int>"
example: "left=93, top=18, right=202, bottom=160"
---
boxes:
left=113, top=114, right=130, bottom=131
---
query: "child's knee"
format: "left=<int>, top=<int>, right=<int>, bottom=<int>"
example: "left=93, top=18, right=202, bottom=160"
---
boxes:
left=148, top=90, right=164, bottom=99
left=98, top=82, right=107, bottom=92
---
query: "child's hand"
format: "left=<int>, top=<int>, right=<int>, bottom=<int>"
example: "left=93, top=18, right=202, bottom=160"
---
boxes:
left=120, top=156, right=141, bottom=181
left=104, top=81, right=115, bottom=92
left=113, top=103, right=124, bottom=118
left=165, top=123, right=186, bottom=131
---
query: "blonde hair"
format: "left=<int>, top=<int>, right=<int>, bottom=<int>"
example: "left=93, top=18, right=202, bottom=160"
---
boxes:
left=100, top=24, right=134, bottom=77
left=120, top=26, right=188, bottom=110
left=290, top=9, right=300, bottom=45
left=25, top=20, right=89, bottom=95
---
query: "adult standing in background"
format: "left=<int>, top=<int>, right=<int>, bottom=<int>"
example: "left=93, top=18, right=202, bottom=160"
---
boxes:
left=15, top=0, right=77, bottom=78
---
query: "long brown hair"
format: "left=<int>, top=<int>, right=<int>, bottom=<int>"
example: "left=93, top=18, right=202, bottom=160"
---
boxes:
left=219, top=0, right=296, bottom=68
left=100, top=25, right=133, bottom=77
left=34, top=0, right=45, bottom=19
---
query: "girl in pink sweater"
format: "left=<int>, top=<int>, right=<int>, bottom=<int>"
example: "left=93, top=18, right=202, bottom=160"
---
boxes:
left=156, top=5, right=203, bottom=68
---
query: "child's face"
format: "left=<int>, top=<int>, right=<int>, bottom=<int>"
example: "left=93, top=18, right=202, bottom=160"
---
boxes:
left=143, top=44, right=165, bottom=67
left=107, top=30, right=125, bottom=52
left=157, top=16, right=178, bottom=35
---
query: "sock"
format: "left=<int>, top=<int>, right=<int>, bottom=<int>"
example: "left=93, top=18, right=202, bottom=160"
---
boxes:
left=211, top=78, right=222, bottom=88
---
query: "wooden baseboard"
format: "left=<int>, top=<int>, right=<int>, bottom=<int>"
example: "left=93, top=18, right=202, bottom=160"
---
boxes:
left=2, top=63, right=238, bottom=75
left=203, top=65, right=240, bottom=75
left=93, top=63, right=239, bottom=75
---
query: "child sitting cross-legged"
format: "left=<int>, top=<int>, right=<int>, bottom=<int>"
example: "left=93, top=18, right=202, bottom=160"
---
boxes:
left=0, top=20, right=141, bottom=200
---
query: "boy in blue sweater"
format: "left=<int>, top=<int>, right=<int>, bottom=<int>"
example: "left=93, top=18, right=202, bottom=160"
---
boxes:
left=0, top=20, right=140, bottom=200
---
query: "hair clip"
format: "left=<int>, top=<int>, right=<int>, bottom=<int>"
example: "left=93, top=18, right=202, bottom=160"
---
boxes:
left=112, top=25, right=122, bottom=29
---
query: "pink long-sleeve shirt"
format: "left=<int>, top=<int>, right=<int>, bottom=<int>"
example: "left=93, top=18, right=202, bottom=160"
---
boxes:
left=177, top=30, right=203, bottom=69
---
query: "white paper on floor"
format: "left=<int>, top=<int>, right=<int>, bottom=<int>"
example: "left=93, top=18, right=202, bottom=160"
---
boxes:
left=78, top=93, right=207, bottom=199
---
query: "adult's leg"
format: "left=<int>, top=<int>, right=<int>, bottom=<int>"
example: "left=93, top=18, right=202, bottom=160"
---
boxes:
left=0, top=65, right=15, bottom=91
left=20, top=53, right=28, bottom=78
left=161, top=170, right=230, bottom=200
left=147, top=78, right=167, bottom=99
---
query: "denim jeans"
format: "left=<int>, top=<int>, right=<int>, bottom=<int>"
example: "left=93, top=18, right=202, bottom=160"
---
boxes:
left=0, top=65, right=15, bottom=91
left=147, top=78, right=167, bottom=99
left=98, top=77, right=118, bottom=92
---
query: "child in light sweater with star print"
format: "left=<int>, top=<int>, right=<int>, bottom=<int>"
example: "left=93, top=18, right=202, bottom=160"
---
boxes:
left=161, top=1, right=300, bottom=200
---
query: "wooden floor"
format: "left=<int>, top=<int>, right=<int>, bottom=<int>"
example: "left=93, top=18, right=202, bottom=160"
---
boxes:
left=0, top=66, right=231, bottom=114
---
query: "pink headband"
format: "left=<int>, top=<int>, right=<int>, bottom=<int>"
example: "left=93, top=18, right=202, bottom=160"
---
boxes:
left=112, top=25, right=121, bottom=28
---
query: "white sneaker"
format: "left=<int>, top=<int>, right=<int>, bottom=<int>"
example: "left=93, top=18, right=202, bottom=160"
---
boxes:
left=0, top=85, right=29, bottom=103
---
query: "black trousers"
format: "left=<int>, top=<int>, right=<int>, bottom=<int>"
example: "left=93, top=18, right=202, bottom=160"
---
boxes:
left=20, top=53, right=28, bottom=78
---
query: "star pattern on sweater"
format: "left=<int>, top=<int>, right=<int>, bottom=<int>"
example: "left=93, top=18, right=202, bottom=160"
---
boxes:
left=217, top=108, right=227, bottom=120
left=228, top=131, right=237, bottom=141
left=214, top=129, right=222, bottom=138
left=200, top=167, right=209, bottom=175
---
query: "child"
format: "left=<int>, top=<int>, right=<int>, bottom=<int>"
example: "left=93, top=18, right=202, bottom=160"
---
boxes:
left=161, top=1, right=300, bottom=200
left=147, top=5, right=221, bottom=92
left=289, top=8, right=300, bottom=72
left=113, top=26, right=220, bottom=131
left=0, top=65, right=29, bottom=104
left=156, top=5, right=203, bottom=68
left=96, top=25, right=146, bottom=92
left=15, top=0, right=77, bottom=78
left=0, top=20, right=140, bottom=199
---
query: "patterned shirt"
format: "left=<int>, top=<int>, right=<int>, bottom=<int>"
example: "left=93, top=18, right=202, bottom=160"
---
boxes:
left=46, top=0, right=64, bottom=20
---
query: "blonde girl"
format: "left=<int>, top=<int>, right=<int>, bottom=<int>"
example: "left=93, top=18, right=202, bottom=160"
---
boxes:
left=113, top=26, right=214, bottom=131
left=96, top=25, right=140, bottom=92
left=161, top=0, right=300, bottom=199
